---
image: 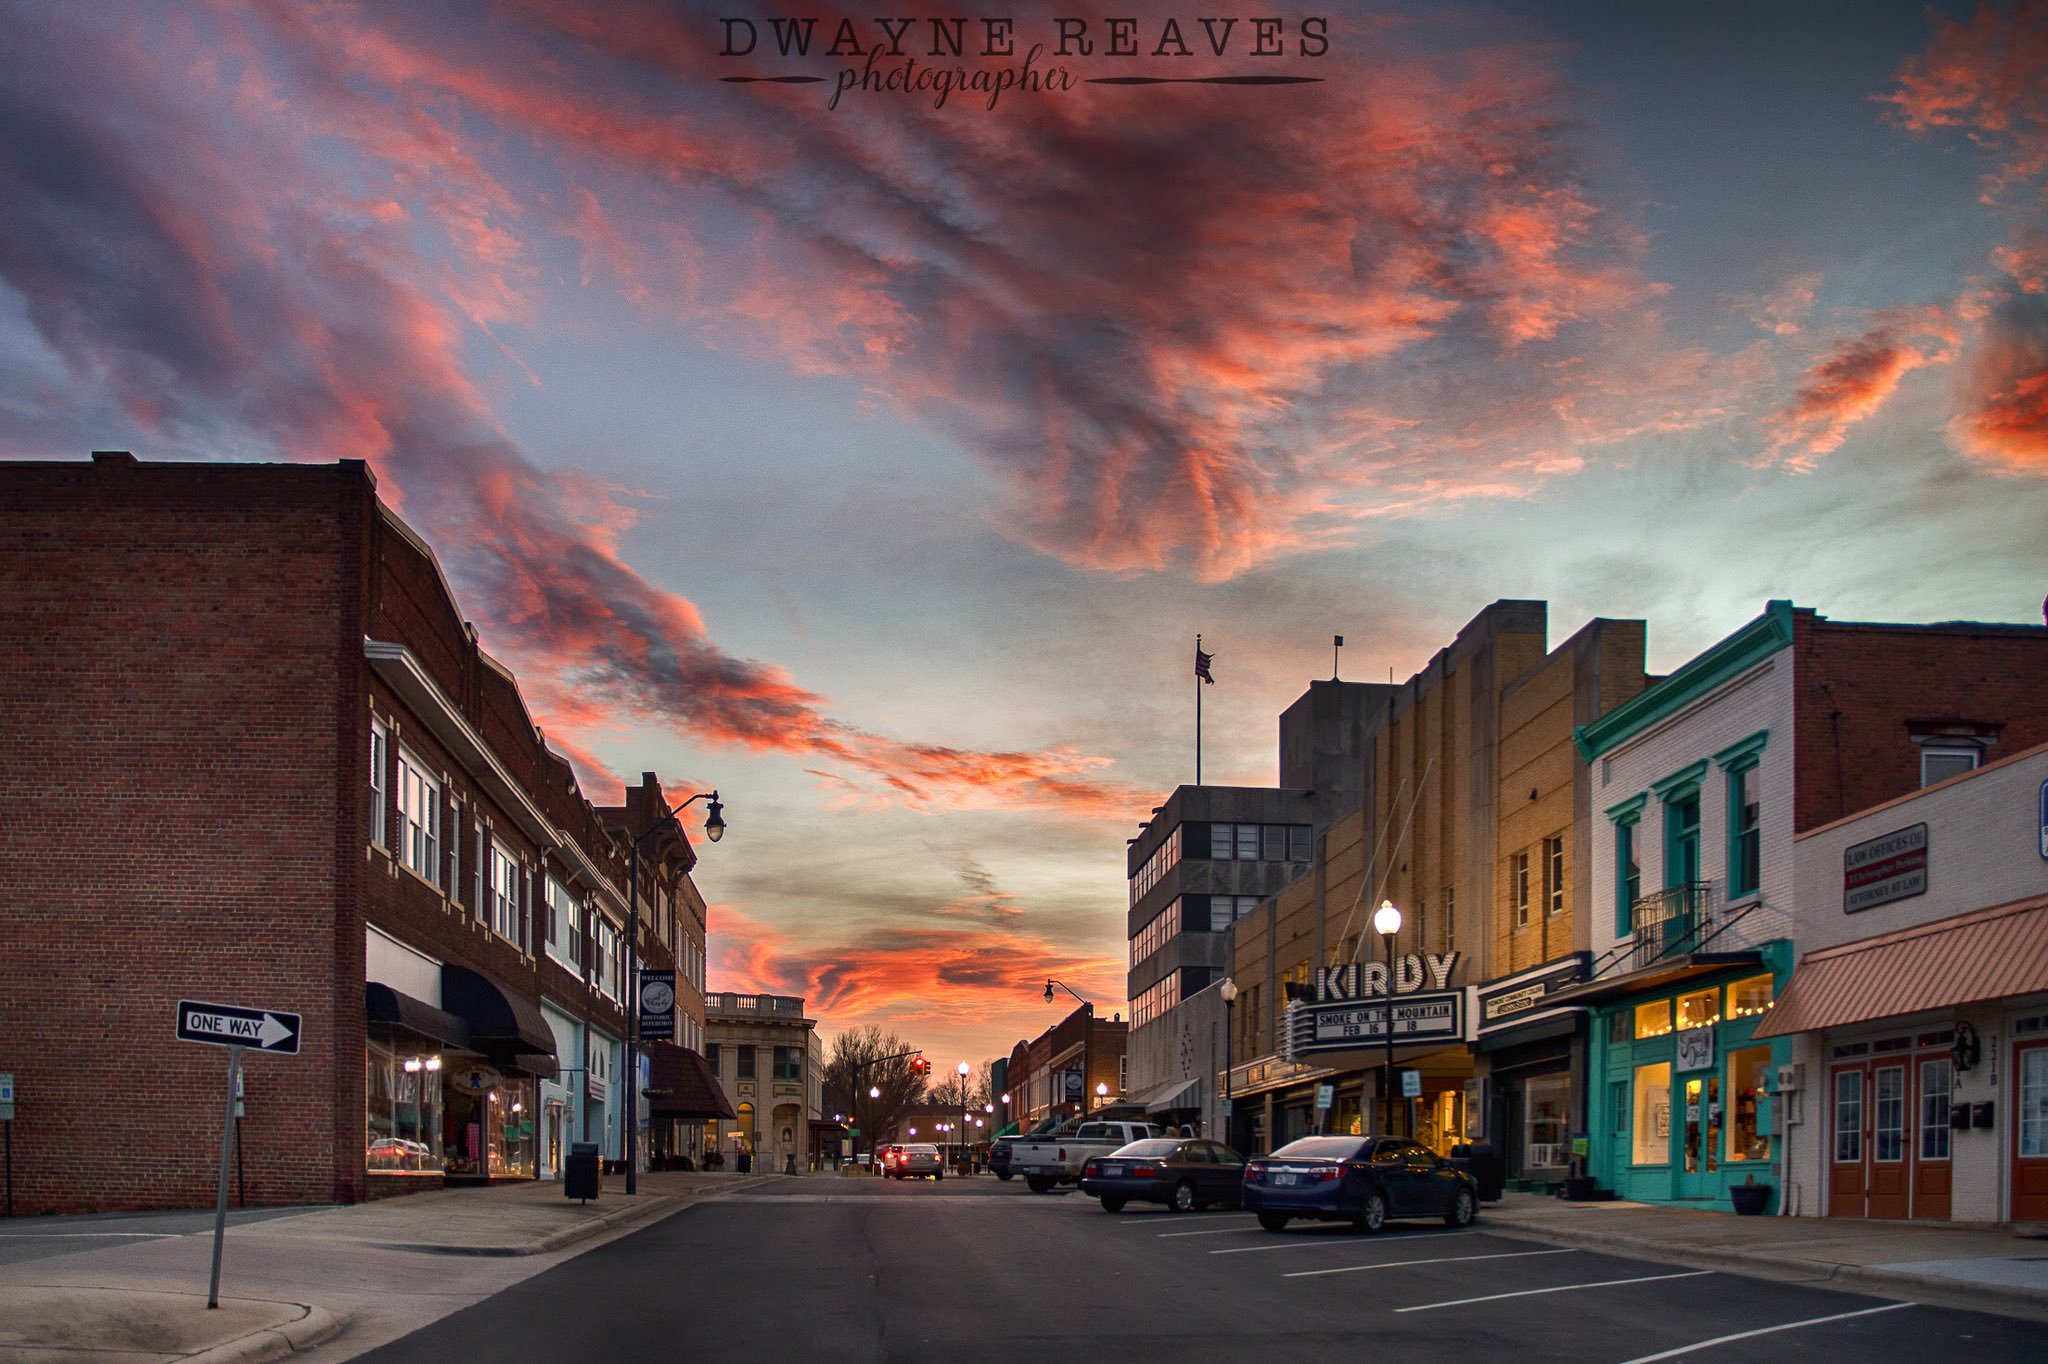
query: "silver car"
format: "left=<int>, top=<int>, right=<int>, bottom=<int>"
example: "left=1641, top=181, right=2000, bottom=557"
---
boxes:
left=890, top=1143, right=945, bottom=1180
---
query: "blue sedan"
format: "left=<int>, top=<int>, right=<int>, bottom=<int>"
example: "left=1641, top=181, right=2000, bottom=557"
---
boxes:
left=1241, top=1135, right=1478, bottom=1233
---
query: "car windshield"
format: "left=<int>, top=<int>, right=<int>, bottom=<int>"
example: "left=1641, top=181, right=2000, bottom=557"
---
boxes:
left=905, top=1145, right=938, bottom=1155
left=1270, top=1137, right=1367, bottom=1161
left=1110, top=1139, right=1180, bottom=1157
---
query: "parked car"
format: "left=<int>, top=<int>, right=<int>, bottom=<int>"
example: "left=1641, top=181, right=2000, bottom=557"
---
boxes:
left=1242, top=1135, right=1478, bottom=1233
left=875, top=1143, right=905, bottom=1175
left=890, top=1143, right=945, bottom=1180
left=1011, top=1119, right=1165, bottom=1193
left=988, top=1135, right=1022, bottom=1181
left=1078, top=1138, right=1245, bottom=1213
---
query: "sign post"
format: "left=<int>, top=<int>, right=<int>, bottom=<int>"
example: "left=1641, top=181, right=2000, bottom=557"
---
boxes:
left=174, top=1000, right=300, bottom=1307
left=1, top=1071, right=14, bottom=1218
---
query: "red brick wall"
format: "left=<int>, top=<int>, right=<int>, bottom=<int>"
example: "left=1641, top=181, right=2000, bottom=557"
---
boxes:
left=0, top=457, right=367, bottom=1213
left=1793, top=614, right=2048, bottom=832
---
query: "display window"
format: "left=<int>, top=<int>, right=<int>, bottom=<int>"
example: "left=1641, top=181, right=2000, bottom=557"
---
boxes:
left=1635, top=1000, right=1673, bottom=1039
left=1632, top=1061, right=1672, bottom=1165
left=366, top=1037, right=445, bottom=1174
left=1677, top=988, right=1720, bottom=1030
left=1725, top=1046, right=1772, bottom=1162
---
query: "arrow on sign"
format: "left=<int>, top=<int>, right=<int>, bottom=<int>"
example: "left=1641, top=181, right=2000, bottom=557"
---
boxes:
left=175, top=1000, right=302, bottom=1055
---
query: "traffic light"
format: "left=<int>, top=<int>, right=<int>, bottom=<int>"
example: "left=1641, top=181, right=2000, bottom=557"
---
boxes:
left=912, top=1056, right=929, bottom=1077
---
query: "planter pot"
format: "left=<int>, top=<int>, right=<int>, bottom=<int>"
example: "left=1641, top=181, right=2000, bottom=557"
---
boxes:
left=1730, top=1183, right=1771, bottom=1216
left=1559, top=1176, right=1597, bottom=1201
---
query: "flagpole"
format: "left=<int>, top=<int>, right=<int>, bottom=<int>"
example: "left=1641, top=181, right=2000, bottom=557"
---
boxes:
left=1195, top=633, right=1203, bottom=786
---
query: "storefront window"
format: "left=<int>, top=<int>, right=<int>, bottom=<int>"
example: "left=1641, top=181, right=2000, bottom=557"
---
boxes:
left=1677, top=988, right=1720, bottom=1030
left=1726, top=1046, right=1772, bottom=1162
left=1920, top=1057, right=1951, bottom=1161
left=1635, top=1000, right=1672, bottom=1039
left=1524, top=1075, right=1570, bottom=1170
left=1632, top=1062, right=1671, bottom=1165
left=1727, top=974, right=1774, bottom=1020
left=489, top=1082, right=537, bottom=1178
left=365, top=1037, right=444, bottom=1174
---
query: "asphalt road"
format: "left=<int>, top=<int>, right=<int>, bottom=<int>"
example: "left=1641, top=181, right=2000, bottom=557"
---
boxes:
left=354, top=1178, right=2044, bottom=1363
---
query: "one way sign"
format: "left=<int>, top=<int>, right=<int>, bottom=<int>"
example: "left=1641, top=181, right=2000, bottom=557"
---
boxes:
left=175, top=1000, right=302, bottom=1055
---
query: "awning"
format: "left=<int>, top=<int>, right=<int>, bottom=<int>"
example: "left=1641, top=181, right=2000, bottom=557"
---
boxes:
left=1542, top=952, right=1764, bottom=1009
left=642, top=1042, right=736, bottom=1119
left=364, top=983, right=471, bottom=1050
left=1140, top=1077, right=1202, bottom=1113
left=440, top=965, right=559, bottom=1078
left=1752, top=895, right=2048, bottom=1040
left=993, top=1122, right=1020, bottom=1138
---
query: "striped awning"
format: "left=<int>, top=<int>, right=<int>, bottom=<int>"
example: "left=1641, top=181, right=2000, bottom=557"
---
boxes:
left=1751, top=894, right=2048, bottom=1039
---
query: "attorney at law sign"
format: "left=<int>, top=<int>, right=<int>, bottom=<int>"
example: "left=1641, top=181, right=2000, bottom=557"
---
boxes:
left=1844, top=822, right=1928, bottom=914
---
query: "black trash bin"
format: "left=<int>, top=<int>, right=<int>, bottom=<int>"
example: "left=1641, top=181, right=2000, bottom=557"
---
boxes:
left=736, top=1149, right=752, bottom=1175
left=1463, top=1141, right=1504, bottom=1202
left=564, top=1142, right=601, bottom=1202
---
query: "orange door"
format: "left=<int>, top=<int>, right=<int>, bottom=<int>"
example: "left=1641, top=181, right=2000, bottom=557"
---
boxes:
left=2015, top=1041, right=2048, bottom=1222
left=1913, top=1054, right=1952, bottom=1220
left=1865, top=1062, right=1910, bottom=1219
left=1828, top=1066, right=1866, bottom=1217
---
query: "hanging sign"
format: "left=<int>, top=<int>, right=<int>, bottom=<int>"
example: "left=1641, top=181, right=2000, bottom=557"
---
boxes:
left=449, top=1064, right=503, bottom=1095
left=1675, top=1026, right=1716, bottom=1073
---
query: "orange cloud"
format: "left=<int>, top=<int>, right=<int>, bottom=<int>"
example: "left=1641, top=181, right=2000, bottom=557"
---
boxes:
left=1762, top=312, right=1961, bottom=469
left=1883, top=0, right=2048, bottom=204
left=1951, top=292, right=2048, bottom=472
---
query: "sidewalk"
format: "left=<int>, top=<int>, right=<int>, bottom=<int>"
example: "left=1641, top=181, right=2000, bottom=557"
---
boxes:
left=1482, top=1191, right=2048, bottom=1322
left=0, top=1170, right=764, bottom=1363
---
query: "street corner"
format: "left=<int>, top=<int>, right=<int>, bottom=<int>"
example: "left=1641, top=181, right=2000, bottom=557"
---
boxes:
left=0, top=1286, right=337, bottom=1364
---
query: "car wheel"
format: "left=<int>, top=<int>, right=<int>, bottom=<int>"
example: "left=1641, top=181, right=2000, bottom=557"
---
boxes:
left=1169, top=1180, right=1197, bottom=1214
left=995, top=1171, right=1013, bottom=1182
left=1100, top=1196, right=1126, bottom=1213
left=1354, top=1189, right=1388, bottom=1234
left=1256, top=1212, right=1290, bottom=1232
left=1025, top=1175, right=1054, bottom=1194
left=1444, top=1188, right=1476, bottom=1228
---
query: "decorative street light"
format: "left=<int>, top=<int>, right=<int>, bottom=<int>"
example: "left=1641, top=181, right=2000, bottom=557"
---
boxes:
left=1219, top=977, right=1238, bottom=1145
left=1043, top=979, right=1093, bottom=1116
left=957, top=1061, right=972, bottom=1174
left=625, top=789, right=725, bottom=1196
left=1374, top=899, right=1404, bottom=1135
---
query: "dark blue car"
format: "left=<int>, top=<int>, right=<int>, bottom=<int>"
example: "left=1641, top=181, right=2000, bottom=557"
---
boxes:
left=1078, top=1138, right=1246, bottom=1213
left=1242, top=1135, right=1478, bottom=1233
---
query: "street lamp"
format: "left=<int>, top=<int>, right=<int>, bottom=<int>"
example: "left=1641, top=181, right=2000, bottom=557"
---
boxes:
left=1219, top=977, right=1238, bottom=1145
left=625, top=789, right=726, bottom=1196
left=1374, top=899, right=1403, bottom=1135
left=1043, top=979, right=1093, bottom=1117
left=957, top=1061, right=972, bottom=1174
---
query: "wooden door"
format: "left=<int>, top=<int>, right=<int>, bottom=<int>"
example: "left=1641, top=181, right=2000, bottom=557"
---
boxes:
left=1913, top=1054, right=1952, bottom=1220
left=1865, top=1061, right=1910, bottom=1219
left=1828, top=1066, right=1866, bottom=1217
left=2015, top=1040, right=2048, bottom=1222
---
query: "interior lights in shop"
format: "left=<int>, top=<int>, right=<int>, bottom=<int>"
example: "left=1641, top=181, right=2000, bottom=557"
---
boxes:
left=403, top=1058, right=423, bottom=1073
left=426, top=1056, right=442, bottom=1070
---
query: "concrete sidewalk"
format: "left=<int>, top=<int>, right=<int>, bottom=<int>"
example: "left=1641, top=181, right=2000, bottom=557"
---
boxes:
left=0, top=1170, right=763, bottom=1363
left=1482, top=1191, right=2048, bottom=1322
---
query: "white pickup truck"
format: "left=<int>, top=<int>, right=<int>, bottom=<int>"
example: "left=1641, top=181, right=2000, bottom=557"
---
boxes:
left=1010, top=1119, right=1163, bottom=1193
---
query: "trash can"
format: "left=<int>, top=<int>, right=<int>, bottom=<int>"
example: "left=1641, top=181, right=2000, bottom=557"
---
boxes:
left=1460, top=1141, right=1504, bottom=1202
left=736, top=1149, right=752, bottom=1175
left=564, top=1142, right=601, bottom=1202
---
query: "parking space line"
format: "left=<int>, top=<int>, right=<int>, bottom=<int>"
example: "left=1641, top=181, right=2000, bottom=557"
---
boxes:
left=1615, top=1302, right=1914, bottom=1362
left=1157, top=1225, right=1258, bottom=1238
left=1214, top=1231, right=1463, bottom=1255
left=1395, top=1270, right=1712, bottom=1312
left=0, top=1232, right=183, bottom=1239
left=1286, top=1248, right=1574, bottom=1279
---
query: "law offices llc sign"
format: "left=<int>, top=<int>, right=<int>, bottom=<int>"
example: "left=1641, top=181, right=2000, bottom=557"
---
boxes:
left=1843, top=822, right=1928, bottom=913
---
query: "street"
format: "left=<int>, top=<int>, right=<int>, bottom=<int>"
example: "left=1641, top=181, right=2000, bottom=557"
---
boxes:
left=349, top=1179, right=2045, bottom=1364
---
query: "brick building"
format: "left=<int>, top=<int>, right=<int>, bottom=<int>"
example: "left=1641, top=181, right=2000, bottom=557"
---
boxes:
left=0, top=453, right=724, bottom=1213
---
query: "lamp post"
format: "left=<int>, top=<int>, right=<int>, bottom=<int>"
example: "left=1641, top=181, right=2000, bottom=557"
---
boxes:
left=1373, top=899, right=1403, bottom=1136
left=1218, top=977, right=1238, bottom=1145
left=1043, top=979, right=1093, bottom=1117
left=625, top=791, right=724, bottom=1196
left=957, top=1061, right=972, bottom=1173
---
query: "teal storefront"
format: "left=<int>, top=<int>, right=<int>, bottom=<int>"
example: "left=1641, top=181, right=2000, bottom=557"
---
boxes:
left=1580, top=941, right=1794, bottom=1212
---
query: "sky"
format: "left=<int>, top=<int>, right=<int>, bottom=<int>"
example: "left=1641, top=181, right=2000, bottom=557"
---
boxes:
left=2, top=1, right=2043, bottom=1072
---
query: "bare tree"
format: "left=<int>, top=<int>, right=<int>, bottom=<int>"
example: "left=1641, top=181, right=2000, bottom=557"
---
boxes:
left=821, top=1025, right=924, bottom=1157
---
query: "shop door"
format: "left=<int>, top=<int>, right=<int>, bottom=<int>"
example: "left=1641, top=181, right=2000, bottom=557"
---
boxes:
left=1829, top=1060, right=1912, bottom=1218
left=1913, top=1055, right=1952, bottom=1220
left=2015, top=1040, right=2048, bottom=1222
left=1676, top=1075, right=1720, bottom=1199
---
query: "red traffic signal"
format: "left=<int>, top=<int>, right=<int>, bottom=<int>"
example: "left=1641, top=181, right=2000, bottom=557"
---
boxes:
left=912, top=1056, right=929, bottom=1076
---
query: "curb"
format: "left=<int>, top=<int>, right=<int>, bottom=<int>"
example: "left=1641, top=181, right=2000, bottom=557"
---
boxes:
left=384, top=1193, right=686, bottom=1257
left=1484, top=1217, right=2048, bottom=1323
left=185, top=1304, right=343, bottom=1364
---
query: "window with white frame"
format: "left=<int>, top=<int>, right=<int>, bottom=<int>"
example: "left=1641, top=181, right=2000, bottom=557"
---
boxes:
left=472, top=818, right=486, bottom=922
left=396, top=748, right=441, bottom=886
left=545, top=875, right=580, bottom=970
left=1543, top=836, right=1565, bottom=917
left=594, top=917, right=623, bottom=1001
left=489, top=839, right=522, bottom=948
left=369, top=720, right=389, bottom=849
left=1511, top=851, right=1532, bottom=927
left=448, top=796, right=462, bottom=908
left=1920, top=744, right=1980, bottom=787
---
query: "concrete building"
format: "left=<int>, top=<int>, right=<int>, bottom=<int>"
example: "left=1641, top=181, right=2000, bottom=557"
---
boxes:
left=0, top=453, right=727, bottom=1212
left=1759, top=741, right=2048, bottom=1221
left=704, top=992, right=821, bottom=1174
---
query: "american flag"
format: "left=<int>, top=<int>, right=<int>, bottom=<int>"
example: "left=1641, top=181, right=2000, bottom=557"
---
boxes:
left=1195, top=642, right=1215, bottom=684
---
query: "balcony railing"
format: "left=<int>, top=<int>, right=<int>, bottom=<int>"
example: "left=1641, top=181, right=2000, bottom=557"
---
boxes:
left=704, top=992, right=806, bottom=1015
left=1609, top=881, right=1716, bottom=974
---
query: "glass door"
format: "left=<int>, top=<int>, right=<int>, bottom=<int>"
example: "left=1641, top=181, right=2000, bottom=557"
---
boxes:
left=1828, top=1067, right=1865, bottom=1216
left=1866, top=1063, right=1910, bottom=1218
left=2015, top=1041, right=2048, bottom=1222
left=1677, top=1075, right=1720, bottom=1199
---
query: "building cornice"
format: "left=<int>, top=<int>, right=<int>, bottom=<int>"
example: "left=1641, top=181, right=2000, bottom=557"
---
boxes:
left=1574, top=601, right=1796, bottom=761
